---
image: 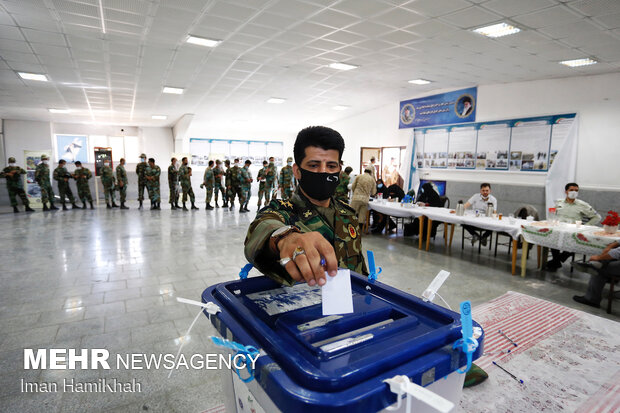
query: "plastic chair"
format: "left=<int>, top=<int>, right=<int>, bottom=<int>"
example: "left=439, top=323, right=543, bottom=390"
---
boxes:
left=494, top=205, right=539, bottom=257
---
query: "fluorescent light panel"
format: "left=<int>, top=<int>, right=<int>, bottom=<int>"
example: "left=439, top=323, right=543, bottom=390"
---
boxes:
left=48, top=108, right=70, bottom=113
left=18, top=72, right=48, bottom=81
left=332, top=105, right=349, bottom=110
left=408, top=79, right=431, bottom=85
left=163, top=86, right=184, bottom=94
left=98, top=0, right=106, bottom=34
left=186, top=35, right=221, bottom=47
left=151, top=115, right=167, bottom=120
left=328, top=62, right=358, bottom=71
left=473, top=22, right=520, bottom=38
left=560, top=58, right=597, bottom=67
left=266, top=97, right=286, bottom=104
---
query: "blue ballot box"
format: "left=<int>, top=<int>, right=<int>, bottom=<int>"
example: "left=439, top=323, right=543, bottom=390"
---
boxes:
left=202, top=272, right=484, bottom=413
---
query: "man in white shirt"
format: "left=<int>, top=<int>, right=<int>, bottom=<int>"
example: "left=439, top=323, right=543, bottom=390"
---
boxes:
left=463, top=183, right=497, bottom=246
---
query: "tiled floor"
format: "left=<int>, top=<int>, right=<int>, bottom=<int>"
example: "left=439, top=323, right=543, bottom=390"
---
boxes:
left=0, top=201, right=617, bottom=412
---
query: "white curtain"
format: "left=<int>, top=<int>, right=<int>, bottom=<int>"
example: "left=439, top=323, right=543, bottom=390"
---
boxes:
left=545, top=116, right=579, bottom=218
left=399, top=131, right=420, bottom=196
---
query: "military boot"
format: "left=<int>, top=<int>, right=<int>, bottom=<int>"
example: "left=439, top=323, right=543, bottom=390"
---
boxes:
left=71, top=203, right=79, bottom=209
left=62, top=203, right=68, bottom=211
left=120, top=202, right=129, bottom=210
left=106, top=203, right=112, bottom=209
left=112, top=202, right=119, bottom=208
left=153, top=202, right=160, bottom=210
left=13, top=206, right=19, bottom=213
left=170, top=203, right=177, bottom=210
left=182, top=202, right=188, bottom=211
left=139, top=200, right=143, bottom=209
left=239, top=206, right=247, bottom=213
left=206, top=203, right=214, bottom=210
left=215, top=201, right=219, bottom=208
left=82, top=202, right=87, bottom=209
left=43, top=204, right=49, bottom=211
left=229, top=202, right=234, bottom=211
left=90, top=201, right=94, bottom=209
left=50, top=202, right=59, bottom=210
left=223, top=200, right=229, bottom=208
left=191, top=202, right=198, bottom=210
left=25, top=205, right=35, bottom=212
left=150, top=201, right=155, bottom=210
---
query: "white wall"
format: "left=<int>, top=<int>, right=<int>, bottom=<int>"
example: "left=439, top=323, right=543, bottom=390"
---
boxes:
left=139, top=127, right=174, bottom=165
left=329, top=72, right=620, bottom=190
left=4, top=119, right=52, bottom=167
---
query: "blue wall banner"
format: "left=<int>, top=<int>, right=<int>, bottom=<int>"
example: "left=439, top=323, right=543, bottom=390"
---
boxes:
left=399, top=87, right=477, bottom=129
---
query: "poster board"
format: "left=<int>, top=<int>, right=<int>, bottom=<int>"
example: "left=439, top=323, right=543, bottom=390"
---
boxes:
left=94, top=147, right=112, bottom=176
left=24, top=150, right=51, bottom=209
left=56, top=134, right=88, bottom=164
left=189, top=139, right=284, bottom=165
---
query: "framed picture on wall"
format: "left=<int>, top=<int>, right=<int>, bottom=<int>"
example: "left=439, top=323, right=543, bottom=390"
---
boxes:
left=56, top=134, right=88, bottom=164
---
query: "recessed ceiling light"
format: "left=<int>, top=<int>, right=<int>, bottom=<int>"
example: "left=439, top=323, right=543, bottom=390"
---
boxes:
left=328, top=62, right=359, bottom=71
left=408, top=79, right=431, bottom=85
left=559, top=58, right=597, bottom=67
left=163, top=86, right=184, bottom=94
left=266, top=97, right=286, bottom=104
left=473, top=22, right=520, bottom=38
left=18, top=72, right=48, bottom=81
left=151, top=115, right=167, bottom=120
left=48, top=108, right=71, bottom=114
left=332, top=105, right=349, bottom=111
left=186, top=35, right=221, bottom=47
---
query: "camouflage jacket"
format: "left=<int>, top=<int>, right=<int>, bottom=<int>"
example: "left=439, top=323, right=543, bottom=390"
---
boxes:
left=335, top=172, right=350, bottom=200
left=279, top=165, right=294, bottom=188
left=53, top=166, right=71, bottom=182
left=224, top=167, right=231, bottom=187
left=73, top=167, right=92, bottom=187
left=244, top=188, right=368, bottom=286
left=178, top=164, right=190, bottom=187
left=34, top=163, right=50, bottom=185
left=203, top=167, right=214, bottom=187
left=241, top=166, right=252, bottom=190
left=257, top=167, right=267, bottom=190
left=229, top=166, right=242, bottom=188
left=0, top=166, right=26, bottom=188
left=136, top=162, right=148, bottom=181
left=145, top=165, right=160, bottom=185
left=100, top=166, right=115, bottom=186
left=213, top=166, right=224, bottom=186
left=265, top=163, right=277, bottom=187
left=116, top=165, right=128, bottom=185
left=167, top=165, right=178, bottom=186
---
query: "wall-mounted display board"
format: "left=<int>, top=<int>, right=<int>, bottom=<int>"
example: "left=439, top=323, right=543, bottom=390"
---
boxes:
left=94, top=147, right=112, bottom=176
left=415, top=113, right=576, bottom=172
left=189, top=138, right=284, bottom=167
left=399, top=87, right=477, bottom=129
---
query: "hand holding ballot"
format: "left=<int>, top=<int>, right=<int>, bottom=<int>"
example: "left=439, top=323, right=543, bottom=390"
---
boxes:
left=277, top=231, right=338, bottom=287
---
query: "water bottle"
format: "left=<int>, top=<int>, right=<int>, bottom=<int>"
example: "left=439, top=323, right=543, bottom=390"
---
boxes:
left=455, top=200, right=465, bottom=216
left=485, top=202, right=494, bottom=217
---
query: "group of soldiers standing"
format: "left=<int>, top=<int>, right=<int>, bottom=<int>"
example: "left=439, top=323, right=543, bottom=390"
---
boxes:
left=2, top=154, right=298, bottom=212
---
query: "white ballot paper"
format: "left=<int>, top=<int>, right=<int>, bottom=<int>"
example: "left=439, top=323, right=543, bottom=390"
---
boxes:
left=322, top=269, right=354, bottom=315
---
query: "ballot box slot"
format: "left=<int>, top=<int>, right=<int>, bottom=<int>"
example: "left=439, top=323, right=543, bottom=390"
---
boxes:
left=312, top=319, right=393, bottom=347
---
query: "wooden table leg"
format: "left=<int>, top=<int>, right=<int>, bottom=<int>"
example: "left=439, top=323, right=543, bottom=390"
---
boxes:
left=426, top=218, right=433, bottom=251
left=384, top=214, right=389, bottom=234
left=541, top=246, right=549, bottom=269
left=449, top=224, right=455, bottom=249
left=444, top=223, right=448, bottom=248
left=521, top=239, right=529, bottom=278
left=511, top=239, right=518, bottom=275
left=537, top=245, right=541, bottom=268
left=418, top=216, right=425, bottom=249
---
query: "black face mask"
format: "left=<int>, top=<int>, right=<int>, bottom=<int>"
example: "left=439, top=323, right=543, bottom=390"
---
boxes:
left=298, top=168, right=340, bottom=201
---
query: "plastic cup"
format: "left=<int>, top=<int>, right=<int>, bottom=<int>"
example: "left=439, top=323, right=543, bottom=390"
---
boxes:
left=575, top=220, right=582, bottom=228
left=498, top=213, right=503, bottom=220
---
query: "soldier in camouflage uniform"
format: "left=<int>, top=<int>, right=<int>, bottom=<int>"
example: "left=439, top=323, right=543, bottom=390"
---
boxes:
left=178, top=157, right=198, bottom=211
left=53, top=159, right=79, bottom=210
left=200, top=160, right=215, bottom=210
left=335, top=166, right=353, bottom=203
left=213, top=159, right=227, bottom=208
left=136, top=153, right=148, bottom=209
left=100, top=160, right=118, bottom=209
left=265, top=156, right=278, bottom=204
left=256, top=160, right=268, bottom=208
left=240, top=159, right=253, bottom=212
left=145, top=157, right=161, bottom=210
left=167, top=157, right=180, bottom=210
left=72, top=161, right=94, bottom=209
left=116, top=158, right=129, bottom=209
left=227, top=158, right=245, bottom=212
left=279, top=156, right=295, bottom=200
left=244, top=126, right=367, bottom=287
left=35, top=154, right=58, bottom=211
left=224, top=159, right=232, bottom=208
left=1, top=157, right=35, bottom=213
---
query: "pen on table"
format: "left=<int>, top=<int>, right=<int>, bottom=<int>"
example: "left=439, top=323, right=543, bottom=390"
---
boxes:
left=483, top=349, right=512, bottom=356
left=498, top=329, right=518, bottom=347
left=492, top=361, right=524, bottom=384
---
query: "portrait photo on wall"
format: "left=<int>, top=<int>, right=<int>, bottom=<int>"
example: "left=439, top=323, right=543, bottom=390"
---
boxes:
left=455, top=94, right=475, bottom=118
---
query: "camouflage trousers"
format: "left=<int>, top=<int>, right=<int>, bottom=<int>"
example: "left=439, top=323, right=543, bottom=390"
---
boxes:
left=181, top=185, right=195, bottom=203
left=227, top=186, right=245, bottom=205
left=103, top=184, right=115, bottom=204
left=204, top=185, right=214, bottom=203
left=242, top=187, right=251, bottom=207
left=118, top=183, right=127, bottom=202
left=168, top=184, right=178, bottom=204
left=281, top=187, right=293, bottom=200
left=38, top=182, right=54, bottom=204
left=77, top=185, right=93, bottom=203
left=257, top=184, right=273, bottom=206
left=138, top=179, right=146, bottom=201
left=147, top=184, right=160, bottom=203
left=6, top=185, right=29, bottom=207
left=58, top=182, right=75, bottom=203
left=214, top=183, right=226, bottom=203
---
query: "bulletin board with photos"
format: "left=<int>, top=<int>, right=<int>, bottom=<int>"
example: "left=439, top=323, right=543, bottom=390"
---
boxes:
left=415, top=113, right=576, bottom=172
left=189, top=138, right=284, bottom=167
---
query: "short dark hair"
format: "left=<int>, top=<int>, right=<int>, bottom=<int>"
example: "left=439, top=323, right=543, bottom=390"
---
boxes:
left=75, top=161, right=81, bottom=166
left=234, top=158, right=239, bottom=163
left=59, top=159, right=66, bottom=164
left=208, top=160, right=214, bottom=167
left=182, top=157, right=187, bottom=162
left=293, top=126, right=344, bottom=165
left=269, top=157, right=274, bottom=161
left=245, top=160, right=251, bottom=165
left=344, top=166, right=353, bottom=174
left=565, top=182, right=579, bottom=191
left=263, top=160, right=268, bottom=165
left=120, top=158, right=125, bottom=162
left=171, top=157, right=176, bottom=163
left=148, top=158, right=155, bottom=163
left=225, top=159, right=230, bottom=165
left=481, top=183, right=491, bottom=189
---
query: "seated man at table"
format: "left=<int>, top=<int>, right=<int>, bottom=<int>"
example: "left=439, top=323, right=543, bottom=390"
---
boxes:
left=547, top=182, right=601, bottom=271
left=244, top=125, right=368, bottom=287
left=572, top=241, right=620, bottom=308
left=463, top=183, right=497, bottom=246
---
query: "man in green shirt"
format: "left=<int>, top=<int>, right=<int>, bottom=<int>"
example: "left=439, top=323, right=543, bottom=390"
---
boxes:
left=547, top=182, right=602, bottom=271
left=244, top=126, right=367, bottom=286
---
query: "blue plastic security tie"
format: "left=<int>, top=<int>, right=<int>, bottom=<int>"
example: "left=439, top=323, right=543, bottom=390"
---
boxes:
left=366, top=250, right=382, bottom=283
left=210, top=336, right=260, bottom=383
left=239, top=263, right=253, bottom=280
left=401, top=194, right=413, bottom=204
left=453, top=300, right=479, bottom=374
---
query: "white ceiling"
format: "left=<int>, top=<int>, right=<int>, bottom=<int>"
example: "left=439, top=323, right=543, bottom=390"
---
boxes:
left=0, top=0, right=619, bottom=129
